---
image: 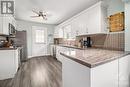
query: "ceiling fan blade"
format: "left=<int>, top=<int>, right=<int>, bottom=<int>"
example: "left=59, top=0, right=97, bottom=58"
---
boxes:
left=42, top=16, right=47, bottom=20
left=30, top=16, right=40, bottom=17
left=32, top=10, right=39, bottom=15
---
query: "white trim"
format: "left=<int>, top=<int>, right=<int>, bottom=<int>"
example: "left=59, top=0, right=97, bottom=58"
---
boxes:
left=31, top=26, right=48, bottom=57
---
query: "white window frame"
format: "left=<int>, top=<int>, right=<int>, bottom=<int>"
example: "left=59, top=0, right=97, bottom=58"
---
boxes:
left=35, top=29, right=45, bottom=43
left=32, top=26, right=47, bottom=44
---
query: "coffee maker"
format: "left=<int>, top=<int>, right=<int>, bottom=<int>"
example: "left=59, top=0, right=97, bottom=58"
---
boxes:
left=83, top=37, right=92, bottom=47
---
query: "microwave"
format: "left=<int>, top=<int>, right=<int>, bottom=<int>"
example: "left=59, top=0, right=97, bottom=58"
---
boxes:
left=9, top=23, right=16, bottom=35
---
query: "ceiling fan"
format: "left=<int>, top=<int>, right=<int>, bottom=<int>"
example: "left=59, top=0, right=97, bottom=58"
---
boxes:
left=31, top=10, right=49, bottom=20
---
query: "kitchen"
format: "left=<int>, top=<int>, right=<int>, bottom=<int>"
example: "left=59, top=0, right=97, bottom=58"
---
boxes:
left=0, top=0, right=130, bottom=87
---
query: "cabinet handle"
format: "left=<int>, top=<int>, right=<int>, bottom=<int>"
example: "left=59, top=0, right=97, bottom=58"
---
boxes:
left=76, top=30, right=79, bottom=35
left=86, top=27, right=88, bottom=33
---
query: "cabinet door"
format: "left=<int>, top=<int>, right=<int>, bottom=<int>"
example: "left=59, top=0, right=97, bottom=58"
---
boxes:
left=119, top=55, right=130, bottom=87
left=0, top=17, right=10, bottom=35
left=2, top=17, right=11, bottom=35
left=56, top=46, right=60, bottom=60
left=72, top=11, right=89, bottom=36
left=54, top=27, right=64, bottom=38
left=61, top=55, right=91, bottom=87
left=50, top=45, right=53, bottom=56
left=0, top=17, right=3, bottom=34
left=14, top=50, right=19, bottom=72
left=63, top=24, right=72, bottom=39
left=71, top=17, right=85, bottom=36
left=11, top=17, right=16, bottom=28
left=71, top=19, right=79, bottom=37
left=79, top=11, right=89, bottom=35
left=58, top=28, right=64, bottom=38
left=54, top=27, right=59, bottom=38
left=87, top=6, right=101, bottom=34
left=0, top=50, right=16, bottom=80
left=56, top=46, right=63, bottom=61
left=91, top=59, right=118, bottom=87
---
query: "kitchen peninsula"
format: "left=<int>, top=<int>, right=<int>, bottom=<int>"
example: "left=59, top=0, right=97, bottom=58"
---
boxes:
left=54, top=45, right=130, bottom=87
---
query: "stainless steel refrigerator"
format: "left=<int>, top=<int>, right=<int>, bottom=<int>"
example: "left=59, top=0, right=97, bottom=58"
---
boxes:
left=14, top=30, right=28, bottom=62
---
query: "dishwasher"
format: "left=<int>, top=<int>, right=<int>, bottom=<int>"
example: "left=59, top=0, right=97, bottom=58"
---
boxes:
left=50, top=45, right=56, bottom=58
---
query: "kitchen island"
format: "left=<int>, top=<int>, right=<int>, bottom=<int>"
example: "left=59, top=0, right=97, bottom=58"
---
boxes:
left=57, top=46, right=130, bottom=87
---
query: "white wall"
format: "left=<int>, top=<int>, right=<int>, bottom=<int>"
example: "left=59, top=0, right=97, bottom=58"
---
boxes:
left=125, top=2, right=130, bottom=51
left=107, top=0, right=124, bottom=16
left=16, top=19, right=55, bottom=58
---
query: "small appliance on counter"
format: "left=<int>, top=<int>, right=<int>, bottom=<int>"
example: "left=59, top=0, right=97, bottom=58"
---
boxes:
left=83, top=37, right=92, bottom=48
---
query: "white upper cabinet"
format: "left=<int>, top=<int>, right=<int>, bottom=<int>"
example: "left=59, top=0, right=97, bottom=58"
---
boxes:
left=87, top=3, right=107, bottom=34
left=0, top=17, right=3, bottom=34
left=87, top=3, right=101, bottom=34
left=63, top=24, right=74, bottom=39
left=54, top=26, right=64, bottom=38
left=0, top=17, right=11, bottom=35
left=11, top=17, right=16, bottom=28
left=71, top=10, right=89, bottom=36
left=73, top=1, right=107, bottom=36
left=0, top=16, right=16, bottom=35
left=55, top=1, right=107, bottom=38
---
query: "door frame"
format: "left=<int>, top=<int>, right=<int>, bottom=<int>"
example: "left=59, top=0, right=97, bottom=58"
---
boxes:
left=31, top=26, right=47, bottom=57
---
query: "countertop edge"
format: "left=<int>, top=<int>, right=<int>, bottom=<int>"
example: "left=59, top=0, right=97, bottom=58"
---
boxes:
left=0, top=47, right=23, bottom=50
left=60, top=52, right=130, bottom=68
left=53, top=44, right=84, bottom=50
left=60, top=52, right=92, bottom=68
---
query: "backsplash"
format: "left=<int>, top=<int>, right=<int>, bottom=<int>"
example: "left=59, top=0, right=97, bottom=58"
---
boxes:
left=76, top=32, right=124, bottom=51
left=54, top=38, right=76, bottom=46
left=54, top=32, right=125, bottom=51
left=0, top=36, right=6, bottom=40
left=103, top=33, right=124, bottom=51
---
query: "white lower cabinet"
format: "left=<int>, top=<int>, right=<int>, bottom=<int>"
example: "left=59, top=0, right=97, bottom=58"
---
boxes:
left=119, top=55, right=130, bottom=87
left=61, top=56, right=90, bottom=87
left=0, top=49, right=19, bottom=80
left=56, top=46, right=76, bottom=61
left=56, top=46, right=65, bottom=61
left=91, top=59, right=118, bottom=87
left=59, top=54, right=130, bottom=87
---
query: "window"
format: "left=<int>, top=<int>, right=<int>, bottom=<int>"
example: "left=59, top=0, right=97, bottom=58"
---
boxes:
left=35, top=29, right=45, bottom=43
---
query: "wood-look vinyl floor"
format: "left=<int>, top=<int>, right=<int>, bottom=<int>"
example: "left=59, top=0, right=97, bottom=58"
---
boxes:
left=0, top=56, right=62, bottom=87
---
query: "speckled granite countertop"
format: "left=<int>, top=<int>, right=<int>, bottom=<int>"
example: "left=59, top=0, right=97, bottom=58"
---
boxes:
left=60, top=48, right=130, bottom=68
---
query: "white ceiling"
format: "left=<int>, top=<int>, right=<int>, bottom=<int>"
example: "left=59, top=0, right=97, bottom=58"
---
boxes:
left=15, top=0, right=100, bottom=24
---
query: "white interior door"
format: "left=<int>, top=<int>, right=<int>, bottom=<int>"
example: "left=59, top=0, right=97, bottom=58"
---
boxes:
left=32, top=26, right=47, bottom=57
